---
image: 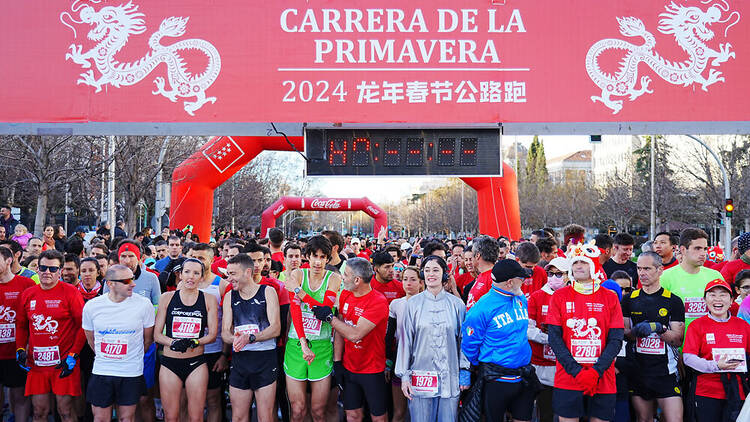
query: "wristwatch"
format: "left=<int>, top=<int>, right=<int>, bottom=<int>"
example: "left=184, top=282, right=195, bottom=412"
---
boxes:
left=294, top=287, right=301, bottom=295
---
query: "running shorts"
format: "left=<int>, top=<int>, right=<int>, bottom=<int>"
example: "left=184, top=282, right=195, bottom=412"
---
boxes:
left=87, top=374, right=146, bottom=407
left=631, top=373, right=681, bottom=400
left=26, top=367, right=81, bottom=397
left=0, top=358, right=27, bottom=388
left=284, top=339, right=333, bottom=382
left=229, top=349, right=277, bottom=391
left=342, top=369, right=387, bottom=417
left=552, top=388, right=616, bottom=421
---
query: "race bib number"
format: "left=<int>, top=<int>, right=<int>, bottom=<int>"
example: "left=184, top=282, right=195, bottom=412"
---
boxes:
left=411, top=370, right=439, bottom=395
left=171, top=316, right=202, bottom=339
left=301, top=312, right=322, bottom=337
left=234, top=324, right=260, bottom=336
left=0, top=323, right=15, bottom=343
left=543, top=344, right=556, bottom=361
left=636, top=334, right=665, bottom=355
left=100, top=336, right=128, bottom=359
left=33, top=345, right=60, bottom=367
left=712, top=347, right=748, bottom=373
left=684, top=297, right=708, bottom=319
left=571, top=339, right=602, bottom=364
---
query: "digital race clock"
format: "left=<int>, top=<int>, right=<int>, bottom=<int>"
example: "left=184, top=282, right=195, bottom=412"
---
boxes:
left=304, top=128, right=501, bottom=176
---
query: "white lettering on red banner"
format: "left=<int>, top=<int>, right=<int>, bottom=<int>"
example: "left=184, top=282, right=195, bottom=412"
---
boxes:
left=310, top=199, right=343, bottom=209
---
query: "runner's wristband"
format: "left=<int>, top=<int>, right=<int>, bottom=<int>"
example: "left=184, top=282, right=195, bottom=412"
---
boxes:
left=385, top=359, right=394, bottom=370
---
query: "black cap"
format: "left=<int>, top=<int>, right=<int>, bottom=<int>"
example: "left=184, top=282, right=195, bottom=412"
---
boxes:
left=75, top=226, right=87, bottom=233
left=491, top=259, right=531, bottom=283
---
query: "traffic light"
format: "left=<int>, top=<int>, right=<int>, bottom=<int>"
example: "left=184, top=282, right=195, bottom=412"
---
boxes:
left=725, top=199, right=734, bottom=217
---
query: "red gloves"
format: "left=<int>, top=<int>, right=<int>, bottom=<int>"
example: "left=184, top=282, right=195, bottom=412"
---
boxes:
left=575, top=367, right=600, bottom=396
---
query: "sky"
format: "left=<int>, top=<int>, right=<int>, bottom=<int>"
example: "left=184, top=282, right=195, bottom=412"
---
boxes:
left=314, top=135, right=592, bottom=203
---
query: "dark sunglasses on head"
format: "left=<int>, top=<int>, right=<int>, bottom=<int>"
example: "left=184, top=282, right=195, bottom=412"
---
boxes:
left=38, top=265, right=60, bottom=273
left=108, top=278, right=134, bottom=285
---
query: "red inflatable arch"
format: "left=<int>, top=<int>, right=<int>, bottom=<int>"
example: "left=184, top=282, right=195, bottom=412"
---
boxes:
left=260, top=196, right=386, bottom=238
left=170, top=136, right=521, bottom=242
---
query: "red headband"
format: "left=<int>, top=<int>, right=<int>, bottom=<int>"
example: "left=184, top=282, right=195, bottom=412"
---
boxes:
left=118, top=243, right=141, bottom=260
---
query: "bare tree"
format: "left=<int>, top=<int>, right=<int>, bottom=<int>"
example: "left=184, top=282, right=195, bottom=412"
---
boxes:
left=0, top=135, right=108, bottom=235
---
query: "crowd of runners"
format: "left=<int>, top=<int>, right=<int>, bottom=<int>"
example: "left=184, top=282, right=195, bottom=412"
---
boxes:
left=1, top=209, right=750, bottom=422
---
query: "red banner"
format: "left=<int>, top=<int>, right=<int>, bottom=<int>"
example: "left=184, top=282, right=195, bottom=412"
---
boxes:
left=1, top=0, right=748, bottom=124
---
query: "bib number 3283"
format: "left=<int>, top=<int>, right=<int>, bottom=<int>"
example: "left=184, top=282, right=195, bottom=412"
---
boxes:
left=411, top=370, right=439, bottom=396
left=684, top=298, right=708, bottom=319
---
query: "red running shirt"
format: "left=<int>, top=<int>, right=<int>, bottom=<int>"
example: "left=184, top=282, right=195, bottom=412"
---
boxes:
left=546, top=286, right=624, bottom=394
left=527, top=288, right=555, bottom=366
left=370, top=277, right=405, bottom=305
left=259, top=277, right=290, bottom=306
left=339, top=288, right=388, bottom=374
left=684, top=315, right=750, bottom=400
left=466, top=270, right=493, bottom=311
left=0, top=275, right=35, bottom=359
left=16, top=282, right=86, bottom=371
left=521, top=266, right=547, bottom=299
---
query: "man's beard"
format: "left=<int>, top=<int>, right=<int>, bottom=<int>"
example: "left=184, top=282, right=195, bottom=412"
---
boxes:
left=261, top=269, right=269, bottom=277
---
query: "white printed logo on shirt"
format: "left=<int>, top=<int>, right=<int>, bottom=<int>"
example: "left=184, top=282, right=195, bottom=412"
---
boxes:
left=567, top=317, right=602, bottom=364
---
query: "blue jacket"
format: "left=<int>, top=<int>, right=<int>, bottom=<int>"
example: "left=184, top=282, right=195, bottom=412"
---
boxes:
left=461, top=285, right=531, bottom=380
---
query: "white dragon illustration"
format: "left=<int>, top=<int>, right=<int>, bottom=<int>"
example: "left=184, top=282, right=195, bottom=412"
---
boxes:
left=60, top=0, right=221, bottom=116
left=585, top=0, right=740, bottom=114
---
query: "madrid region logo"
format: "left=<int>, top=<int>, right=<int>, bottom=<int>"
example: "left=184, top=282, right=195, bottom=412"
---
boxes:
left=585, top=0, right=740, bottom=114
left=60, top=0, right=222, bottom=115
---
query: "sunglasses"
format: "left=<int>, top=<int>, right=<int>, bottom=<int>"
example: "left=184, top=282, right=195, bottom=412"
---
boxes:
left=108, top=278, right=134, bottom=285
left=546, top=271, right=565, bottom=278
left=38, top=265, right=60, bottom=273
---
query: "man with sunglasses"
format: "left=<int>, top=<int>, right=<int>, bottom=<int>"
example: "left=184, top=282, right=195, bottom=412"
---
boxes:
left=0, top=246, right=34, bottom=422
left=15, top=249, right=86, bottom=422
left=82, top=264, right=155, bottom=422
left=621, top=251, right=685, bottom=422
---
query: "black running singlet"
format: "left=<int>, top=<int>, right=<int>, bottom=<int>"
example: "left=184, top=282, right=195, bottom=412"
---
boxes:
left=231, top=286, right=275, bottom=351
left=165, top=290, right=208, bottom=340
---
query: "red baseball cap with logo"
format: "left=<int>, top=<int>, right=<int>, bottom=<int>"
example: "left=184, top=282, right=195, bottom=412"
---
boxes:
left=704, top=278, right=732, bottom=295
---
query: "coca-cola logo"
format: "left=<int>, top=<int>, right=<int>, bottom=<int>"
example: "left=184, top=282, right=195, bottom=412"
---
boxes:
left=310, top=199, right=342, bottom=209
left=273, top=204, right=284, bottom=216
left=366, top=206, right=379, bottom=215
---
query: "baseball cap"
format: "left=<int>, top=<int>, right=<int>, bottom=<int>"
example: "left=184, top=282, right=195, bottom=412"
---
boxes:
left=545, top=257, right=570, bottom=272
left=400, top=242, right=412, bottom=251
left=75, top=225, right=87, bottom=234
left=491, top=259, right=530, bottom=283
left=704, top=278, right=732, bottom=295
left=350, top=237, right=360, bottom=245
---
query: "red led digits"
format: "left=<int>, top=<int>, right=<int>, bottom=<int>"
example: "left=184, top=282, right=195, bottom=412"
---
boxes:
left=460, top=138, right=477, bottom=166
left=406, top=138, right=423, bottom=166
left=383, top=138, right=401, bottom=167
left=352, top=137, right=370, bottom=166
left=328, top=139, right=347, bottom=166
left=437, top=138, right=455, bottom=166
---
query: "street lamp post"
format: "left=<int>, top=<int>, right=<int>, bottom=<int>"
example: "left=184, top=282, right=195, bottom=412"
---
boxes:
left=685, top=135, right=731, bottom=256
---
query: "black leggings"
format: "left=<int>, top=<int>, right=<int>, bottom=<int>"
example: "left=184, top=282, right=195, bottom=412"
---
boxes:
left=159, top=355, right=206, bottom=383
left=694, top=395, right=727, bottom=422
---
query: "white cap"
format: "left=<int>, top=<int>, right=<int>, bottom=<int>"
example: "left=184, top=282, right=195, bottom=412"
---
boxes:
left=350, top=237, right=360, bottom=245
left=545, top=257, right=570, bottom=272
left=400, top=242, right=412, bottom=251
